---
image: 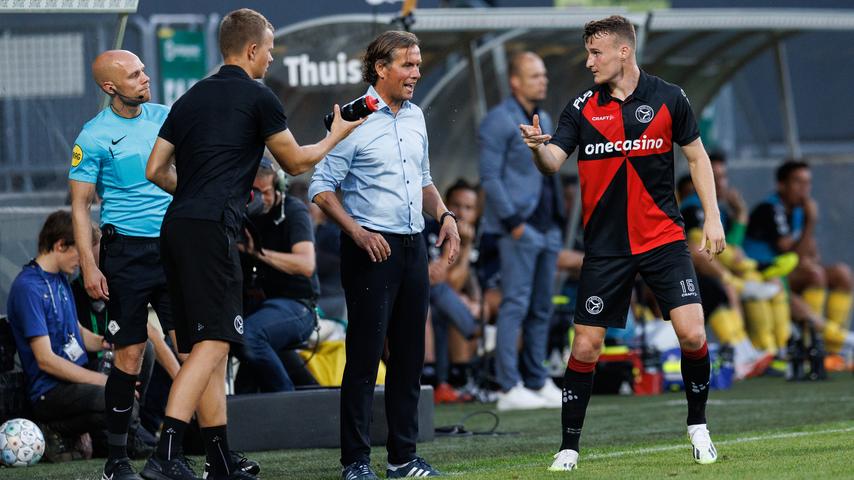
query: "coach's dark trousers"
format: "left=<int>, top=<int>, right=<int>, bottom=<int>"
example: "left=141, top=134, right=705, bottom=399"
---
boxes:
left=339, top=230, right=429, bottom=466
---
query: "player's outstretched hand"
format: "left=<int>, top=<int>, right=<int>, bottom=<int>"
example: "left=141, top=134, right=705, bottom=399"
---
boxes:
left=519, top=114, right=552, bottom=150
left=329, top=104, right=367, bottom=141
left=700, top=218, right=726, bottom=260
left=353, top=226, right=392, bottom=263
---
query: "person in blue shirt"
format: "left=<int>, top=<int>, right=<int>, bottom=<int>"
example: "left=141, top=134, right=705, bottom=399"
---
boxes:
left=68, top=49, right=173, bottom=479
left=310, top=31, right=459, bottom=480
left=6, top=211, right=117, bottom=458
left=478, top=51, right=565, bottom=412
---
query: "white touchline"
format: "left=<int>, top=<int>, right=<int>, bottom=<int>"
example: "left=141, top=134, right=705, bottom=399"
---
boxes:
left=443, top=425, right=854, bottom=475
left=586, top=426, right=854, bottom=460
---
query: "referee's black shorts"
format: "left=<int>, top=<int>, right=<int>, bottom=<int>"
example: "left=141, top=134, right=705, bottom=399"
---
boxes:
left=160, top=218, right=244, bottom=354
left=100, top=231, right=173, bottom=346
left=574, top=240, right=702, bottom=329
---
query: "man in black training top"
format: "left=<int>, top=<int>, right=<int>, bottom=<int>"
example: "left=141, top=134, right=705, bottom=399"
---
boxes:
left=142, top=8, right=363, bottom=480
left=519, top=15, right=725, bottom=472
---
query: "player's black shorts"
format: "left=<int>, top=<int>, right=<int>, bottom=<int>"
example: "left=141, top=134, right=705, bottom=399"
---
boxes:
left=574, top=240, right=701, bottom=329
left=161, top=218, right=244, bottom=354
left=100, top=230, right=173, bottom=346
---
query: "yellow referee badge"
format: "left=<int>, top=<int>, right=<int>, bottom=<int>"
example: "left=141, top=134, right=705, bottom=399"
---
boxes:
left=71, top=144, right=83, bottom=167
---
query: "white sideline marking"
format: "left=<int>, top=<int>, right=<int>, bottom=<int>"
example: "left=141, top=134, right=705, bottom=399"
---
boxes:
left=448, top=426, right=854, bottom=475
left=586, top=426, right=854, bottom=460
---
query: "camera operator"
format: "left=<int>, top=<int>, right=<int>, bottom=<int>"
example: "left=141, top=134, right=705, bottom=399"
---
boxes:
left=236, top=159, right=320, bottom=393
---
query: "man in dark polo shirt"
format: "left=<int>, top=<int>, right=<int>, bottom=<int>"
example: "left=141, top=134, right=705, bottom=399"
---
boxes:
left=142, top=8, right=363, bottom=480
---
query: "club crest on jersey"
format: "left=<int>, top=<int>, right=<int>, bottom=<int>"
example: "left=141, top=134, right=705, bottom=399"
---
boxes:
left=234, top=315, right=244, bottom=334
left=635, top=105, right=654, bottom=123
left=585, top=296, right=604, bottom=315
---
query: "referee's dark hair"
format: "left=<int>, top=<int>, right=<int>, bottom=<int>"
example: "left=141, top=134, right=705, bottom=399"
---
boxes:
left=776, top=160, right=810, bottom=183
left=37, top=210, right=75, bottom=253
left=583, top=15, right=636, bottom=48
left=362, top=30, right=420, bottom=86
left=219, top=8, right=274, bottom=59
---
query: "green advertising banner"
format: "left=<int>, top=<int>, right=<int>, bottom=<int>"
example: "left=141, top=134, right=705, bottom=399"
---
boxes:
left=157, top=28, right=206, bottom=106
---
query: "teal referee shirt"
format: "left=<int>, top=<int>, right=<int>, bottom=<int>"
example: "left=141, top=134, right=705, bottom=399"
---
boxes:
left=68, top=103, right=171, bottom=237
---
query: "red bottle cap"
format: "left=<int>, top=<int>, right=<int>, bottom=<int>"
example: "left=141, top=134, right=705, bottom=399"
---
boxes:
left=364, top=95, right=379, bottom=112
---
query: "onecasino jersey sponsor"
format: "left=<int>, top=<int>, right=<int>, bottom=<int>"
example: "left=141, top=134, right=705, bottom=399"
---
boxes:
left=583, top=135, right=666, bottom=156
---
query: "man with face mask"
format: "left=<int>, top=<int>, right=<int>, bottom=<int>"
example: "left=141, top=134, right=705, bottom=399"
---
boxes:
left=236, top=158, right=320, bottom=393
left=68, top=49, right=173, bottom=480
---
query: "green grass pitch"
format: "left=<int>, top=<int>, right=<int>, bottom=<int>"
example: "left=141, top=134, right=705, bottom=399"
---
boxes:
left=3, top=373, right=852, bottom=479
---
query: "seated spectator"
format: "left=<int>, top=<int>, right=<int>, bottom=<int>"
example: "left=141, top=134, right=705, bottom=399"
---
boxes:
left=235, top=159, right=319, bottom=393
left=679, top=155, right=775, bottom=378
left=423, top=179, right=482, bottom=403
left=745, top=160, right=854, bottom=365
left=5, top=210, right=148, bottom=459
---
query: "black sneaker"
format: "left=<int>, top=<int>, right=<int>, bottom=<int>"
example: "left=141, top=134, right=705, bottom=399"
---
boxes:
left=140, top=455, right=201, bottom=480
left=127, top=432, right=156, bottom=460
left=103, top=456, right=143, bottom=480
left=386, top=457, right=443, bottom=477
left=202, top=451, right=260, bottom=478
left=342, top=461, right=380, bottom=480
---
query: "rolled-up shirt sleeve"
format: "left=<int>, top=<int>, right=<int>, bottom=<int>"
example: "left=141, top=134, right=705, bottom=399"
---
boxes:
left=420, top=126, right=432, bottom=188
left=309, top=136, right=356, bottom=201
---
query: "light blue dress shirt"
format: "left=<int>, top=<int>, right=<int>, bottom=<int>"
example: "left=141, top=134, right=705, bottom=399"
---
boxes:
left=309, top=85, right=432, bottom=234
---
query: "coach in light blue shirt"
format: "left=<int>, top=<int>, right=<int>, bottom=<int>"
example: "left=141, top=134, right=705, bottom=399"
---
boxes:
left=309, top=83, right=431, bottom=235
left=310, top=31, right=458, bottom=480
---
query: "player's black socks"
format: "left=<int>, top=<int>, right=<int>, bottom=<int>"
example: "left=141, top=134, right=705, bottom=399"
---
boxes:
left=681, top=341, right=711, bottom=425
left=560, top=357, right=596, bottom=452
left=105, top=366, right=137, bottom=460
left=156, top=416, right=188, bottom=461
left=201, top=425, right=234, bottom=476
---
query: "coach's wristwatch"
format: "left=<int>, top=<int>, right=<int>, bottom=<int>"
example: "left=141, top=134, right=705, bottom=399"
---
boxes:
left=440, top=210, right=457, bottom=225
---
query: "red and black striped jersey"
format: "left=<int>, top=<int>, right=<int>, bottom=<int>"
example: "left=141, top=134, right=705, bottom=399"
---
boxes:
left=551, top=70, right=700, bottom=257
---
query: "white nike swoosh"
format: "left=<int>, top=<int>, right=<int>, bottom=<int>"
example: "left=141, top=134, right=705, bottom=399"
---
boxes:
left=112, top=405, right=132, bottom=413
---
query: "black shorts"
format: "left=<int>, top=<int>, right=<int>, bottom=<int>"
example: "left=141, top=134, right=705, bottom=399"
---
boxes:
left=161, top=218, right=244, bottom=354
left=101, top=233, right=173, bottom=346
left=574, top=240, right=701, bottom=329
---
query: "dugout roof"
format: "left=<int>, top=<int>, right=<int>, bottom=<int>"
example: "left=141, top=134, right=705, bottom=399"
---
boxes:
left=266, top=7, right=854, bottom=184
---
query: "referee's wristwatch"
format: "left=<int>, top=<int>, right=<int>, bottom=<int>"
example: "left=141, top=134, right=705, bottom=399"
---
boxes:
left=439, top=210, right=457, bottom=225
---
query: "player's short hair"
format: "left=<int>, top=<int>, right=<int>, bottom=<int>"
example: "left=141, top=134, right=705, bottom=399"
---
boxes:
left=38, top=210, right=75, bottom=254
left=219, top=8, right=274, bottom=58
left=508, top=51, right=541, bottom=79
left=776, top=160, right=809, bottom=183
left=362, top=30, right=420, bottom=86
left=583, top=15, right=636, bottom=49
left=709, top=151, right=727, bottom=164
left=444, top=178, right=476, bottom=203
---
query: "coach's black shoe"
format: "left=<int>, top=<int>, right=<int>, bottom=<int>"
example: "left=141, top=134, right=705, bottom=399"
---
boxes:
left=202, top=451, right=260, bottom=478
left=140, top=454, right=201, bottom=480
left=387, top=457, right=443, bottom=477
left=103, top=456, right=143, bottom=480
left=342, top=461, right=380, bottom=480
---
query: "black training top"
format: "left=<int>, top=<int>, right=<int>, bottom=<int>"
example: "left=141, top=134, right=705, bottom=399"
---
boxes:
left=550, top=70, right=700, bottom=257
left=245, top=196, right=320, bottom=302
left=159, top=65, right=288, bottom=229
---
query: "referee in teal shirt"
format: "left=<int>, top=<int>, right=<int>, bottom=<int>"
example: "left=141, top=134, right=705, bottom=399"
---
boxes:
left=310, top=31, right=459, bottom=480
left=69, top=50, right=173, bottom=480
